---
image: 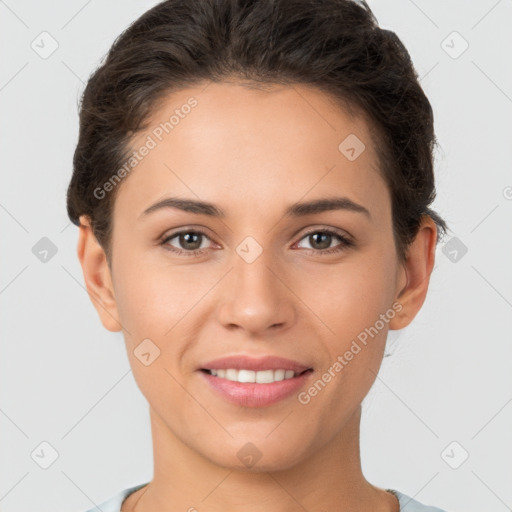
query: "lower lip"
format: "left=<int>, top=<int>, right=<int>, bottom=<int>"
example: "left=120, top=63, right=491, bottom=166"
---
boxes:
left=199, top=370, right=313, bottom=408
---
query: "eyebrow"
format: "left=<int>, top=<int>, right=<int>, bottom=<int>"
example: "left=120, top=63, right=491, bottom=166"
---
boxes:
left=140, top=196, right=371, bottom=220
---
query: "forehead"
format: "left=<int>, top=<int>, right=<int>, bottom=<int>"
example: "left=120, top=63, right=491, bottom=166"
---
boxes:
left=114, top=81, right=389, bottom=222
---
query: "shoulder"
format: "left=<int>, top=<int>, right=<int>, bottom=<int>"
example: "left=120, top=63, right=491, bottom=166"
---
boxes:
left=388, top=489, right=450, bottom=512
left=79, top=483, right=149, bottom=512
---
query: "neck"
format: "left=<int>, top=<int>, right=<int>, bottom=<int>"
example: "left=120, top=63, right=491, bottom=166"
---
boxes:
left=128, top=405, right=398, bottom=512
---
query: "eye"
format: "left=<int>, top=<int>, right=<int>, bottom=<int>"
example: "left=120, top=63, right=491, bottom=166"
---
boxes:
left=295, top=228, right=354, bottom=255
left=160, top=229, right=214, bottom=256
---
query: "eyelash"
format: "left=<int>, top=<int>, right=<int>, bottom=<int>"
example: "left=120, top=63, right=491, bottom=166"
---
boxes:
left=159, top=227, right=354, bottom=257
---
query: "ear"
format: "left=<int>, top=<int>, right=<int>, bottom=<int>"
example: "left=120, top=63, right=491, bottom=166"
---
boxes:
left=76, top=215, right=122, bottom=332
left=389, top=215, right=438, bottom=330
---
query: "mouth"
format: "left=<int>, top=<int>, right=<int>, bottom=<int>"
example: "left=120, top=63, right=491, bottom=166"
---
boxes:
left=199, top=368, right=314, bottom=407
left=200, top=367, right=313, bottom=384
left=197, top=355, right=314, bottom=407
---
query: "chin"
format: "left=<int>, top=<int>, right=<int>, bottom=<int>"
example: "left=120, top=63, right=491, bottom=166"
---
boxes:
left=199, top=436, right=310, bottom=473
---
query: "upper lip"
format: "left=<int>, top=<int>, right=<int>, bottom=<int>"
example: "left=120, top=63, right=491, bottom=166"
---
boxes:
left=200, top=355, right=312, bottom=373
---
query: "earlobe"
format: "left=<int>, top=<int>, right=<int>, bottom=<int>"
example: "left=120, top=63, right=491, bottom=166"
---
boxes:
left=77, top=215, right=123, bottom=332
left=389, top=216, right=437, bottom=331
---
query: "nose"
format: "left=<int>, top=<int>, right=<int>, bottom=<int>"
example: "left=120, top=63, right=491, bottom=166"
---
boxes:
left=216, top=245, right=296, bottom=336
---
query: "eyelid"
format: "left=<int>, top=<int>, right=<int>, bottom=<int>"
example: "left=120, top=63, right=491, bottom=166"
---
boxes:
left=294, top=225, right=353, bottom=242
left=159, top=225, right=215, bottom=242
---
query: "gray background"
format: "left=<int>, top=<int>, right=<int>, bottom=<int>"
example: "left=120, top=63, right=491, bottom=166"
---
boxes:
left=1, top=1, right=511, bottom=511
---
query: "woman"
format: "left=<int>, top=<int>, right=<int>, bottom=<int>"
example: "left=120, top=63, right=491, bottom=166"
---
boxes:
left=67, top=0, right=450, bottom=510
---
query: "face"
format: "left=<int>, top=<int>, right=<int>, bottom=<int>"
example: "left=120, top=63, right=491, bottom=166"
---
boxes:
left=80, top=82, right=425, bottom=472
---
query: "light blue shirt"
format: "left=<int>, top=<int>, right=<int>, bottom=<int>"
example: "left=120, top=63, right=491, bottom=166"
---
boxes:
left=81, top=482, right=450, bottom=511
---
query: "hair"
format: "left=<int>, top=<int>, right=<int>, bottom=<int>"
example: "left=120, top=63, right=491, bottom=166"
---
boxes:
left=66, top=0, right=448, bottom=266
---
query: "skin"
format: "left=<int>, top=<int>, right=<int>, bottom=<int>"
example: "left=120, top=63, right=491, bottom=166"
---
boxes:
left=77, top=81, right=437, bottom=512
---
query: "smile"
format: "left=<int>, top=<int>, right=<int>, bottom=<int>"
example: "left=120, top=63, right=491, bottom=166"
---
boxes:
left=202, top=368, right=303, bottom=383
left=199, top=368, right=314, bottom=407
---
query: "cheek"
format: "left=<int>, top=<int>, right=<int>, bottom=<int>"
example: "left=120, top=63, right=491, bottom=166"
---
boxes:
left=305, top=250, right=397, bottom=388
left=112, top=251, right=198, bottom=336
left=298, top=266, right=396, bottom=423
left=300, top=253, right=397, bottom=335
left=112, top=256, right=211, bottom=398
left=113, top=264, right=192, bottom=403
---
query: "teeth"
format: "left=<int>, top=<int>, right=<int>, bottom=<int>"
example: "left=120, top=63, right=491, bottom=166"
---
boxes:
left=208, top=368, right=298, bottom=383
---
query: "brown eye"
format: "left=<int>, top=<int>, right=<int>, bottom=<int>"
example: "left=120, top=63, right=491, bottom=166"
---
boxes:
left=307, top=232, right=333, bottom=250
left=175, top=232, right=203, bottom=250
left=161, top=230, right=212, bottom=256
left=296, top=229, right=354, bottom=255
